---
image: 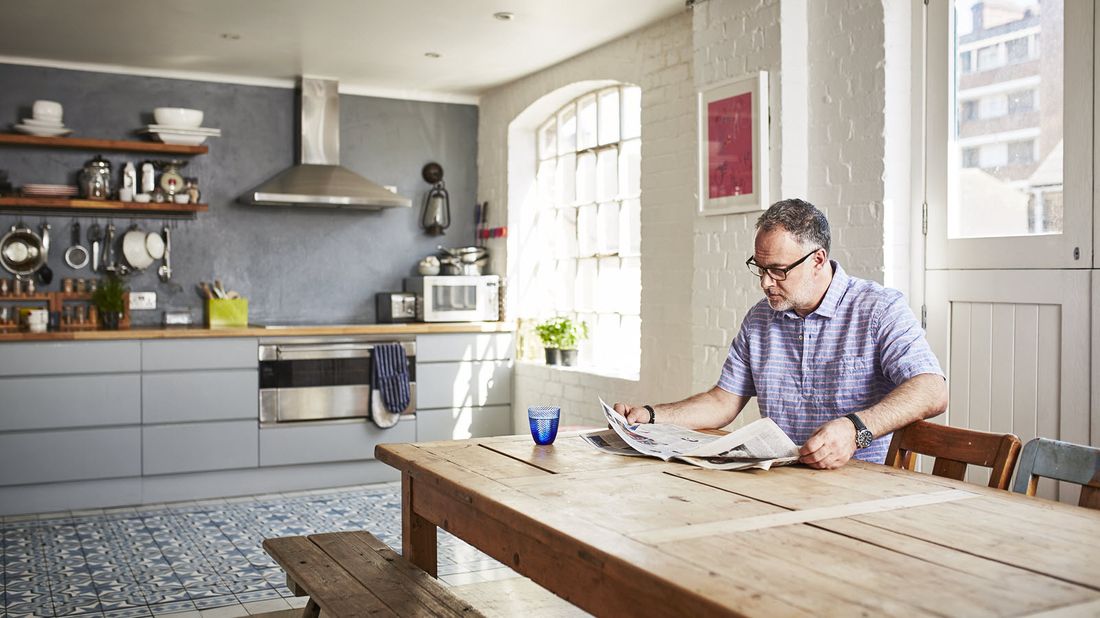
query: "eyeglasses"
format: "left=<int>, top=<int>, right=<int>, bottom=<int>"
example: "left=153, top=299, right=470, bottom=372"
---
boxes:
left=745, top=249, right=820, bottom=281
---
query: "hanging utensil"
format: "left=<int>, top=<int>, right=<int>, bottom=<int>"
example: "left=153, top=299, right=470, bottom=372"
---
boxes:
left=64, top=221, right=89, bottom=270
left=104, top=223, right=117, bottom=272
left=35, top=223, right=53, bottom=285
left=0, top=222, right=45, bottom=277
left=87, top=222, right=102, bottom=272
left=158, top=226, right=172, bottom=282
left=419, top=162, right=450, bottom=236
left=121, top=225, right=154, bottom=271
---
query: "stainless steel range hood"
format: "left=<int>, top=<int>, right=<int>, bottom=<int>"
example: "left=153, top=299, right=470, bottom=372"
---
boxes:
left=240, top=78, right=412, bottom=209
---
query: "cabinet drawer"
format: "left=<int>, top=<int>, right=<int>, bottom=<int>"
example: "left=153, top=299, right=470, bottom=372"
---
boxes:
left=259, top=418, right=415, bottom=467
left=417, top=333, right=514, bottom=362
left=143, top=369, right=257, bottom=423
left=415, top=405, right=513, bottom=442
left=0, top=427, right=140, bottom=486
left=416, top=360, right=512, bottom=409
left=0, top=374, right=140, bottom=431
left=142, top=338, right=257, bottom=371
left=143, top=420, right=258, bottom=475
left=0, top=341, right=140, bottom=377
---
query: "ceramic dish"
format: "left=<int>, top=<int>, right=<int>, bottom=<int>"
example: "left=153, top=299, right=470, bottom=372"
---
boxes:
left=145, top=232, right=165, bottom=260
left=122, top=227, right=154, bottom=270
left=13, top=124, right=73, bottom=137
left=153, top=107, right=203, bottom=128
left=21, top=117, right=64, bottom=128
left=149, top=132, right=207, bottom=146
left=145, top=125, right=221, bottom=135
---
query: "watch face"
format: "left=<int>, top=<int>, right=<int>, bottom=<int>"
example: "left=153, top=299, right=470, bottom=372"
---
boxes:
left=856, top=429, right=874, bottom=449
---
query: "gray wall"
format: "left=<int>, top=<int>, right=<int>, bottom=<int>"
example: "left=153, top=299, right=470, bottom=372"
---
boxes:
left=0, top=64, right=479, bottom=325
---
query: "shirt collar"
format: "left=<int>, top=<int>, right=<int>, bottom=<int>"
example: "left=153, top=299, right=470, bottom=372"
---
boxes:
left=779, top=259, right=847, bottom=319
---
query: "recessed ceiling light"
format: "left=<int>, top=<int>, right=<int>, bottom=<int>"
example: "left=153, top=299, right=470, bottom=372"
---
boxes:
left=220, top=33, right=241, bottom=40
left=425, top=52, right=441, bottom=59
left=493, top=12, right=515, bottom=21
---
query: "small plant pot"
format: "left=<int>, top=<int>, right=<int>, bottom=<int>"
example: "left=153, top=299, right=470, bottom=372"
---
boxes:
left=101, top=311, right=122, bottom=331
left=544, top=347, right=561, bottom=365
left=560, top=348, right=578, bottom=366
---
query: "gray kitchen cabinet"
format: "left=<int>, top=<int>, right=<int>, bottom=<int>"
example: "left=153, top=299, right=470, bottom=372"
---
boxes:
left=142, top=338, right=257, bottom=371
left=0, top=341, right=139, bottom=376
left=142, top=369, right=257, bottom=423
left=143, top=420, right=258, bottom=475
left=416, top=333, right=514, bottom=363
left=416, top=360, right=512, bottom=409
left=0, top=374, right=140, bottom=431
left=0, top=427, right=140, bottom=486
left=415, top=405, right=512, bottom=442
left=259, top=418, right=415, bottom=467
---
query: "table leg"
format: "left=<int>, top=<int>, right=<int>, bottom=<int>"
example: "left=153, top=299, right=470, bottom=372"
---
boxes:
left=401, top=471, right=438, bottom=577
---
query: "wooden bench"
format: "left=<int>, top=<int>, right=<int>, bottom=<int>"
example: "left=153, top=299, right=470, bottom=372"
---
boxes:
left=263, top=531, right=485, bottom=618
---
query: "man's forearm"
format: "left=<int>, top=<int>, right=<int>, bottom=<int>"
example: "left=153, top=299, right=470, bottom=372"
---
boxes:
left=653, top=387, right=748, bottom=429
left=859, top=373, right=948, bottom=437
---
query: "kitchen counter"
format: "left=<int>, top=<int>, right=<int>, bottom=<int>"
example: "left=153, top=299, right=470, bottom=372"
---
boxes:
left=0, top=322, right=514, bottom=342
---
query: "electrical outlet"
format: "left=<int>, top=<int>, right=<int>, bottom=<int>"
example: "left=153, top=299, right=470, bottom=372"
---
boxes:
left=130, top=292, right=157, bottom=310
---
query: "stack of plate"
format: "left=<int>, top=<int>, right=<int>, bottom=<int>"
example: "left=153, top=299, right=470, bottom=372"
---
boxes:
left=22, top=184, right=79, bottom=197
left=140, top=124, right=221, bottom=146
left=13, top=117, right=73, bottom=137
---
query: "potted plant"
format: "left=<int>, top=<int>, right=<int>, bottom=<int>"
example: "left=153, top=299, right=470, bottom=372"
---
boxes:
left=535, top=317, right=589, bottom=366
left=535, top=318, right=563, bottom=365
left=92, top=274, right=127, bottom=330
left=555, top=318, right=588, bottom=366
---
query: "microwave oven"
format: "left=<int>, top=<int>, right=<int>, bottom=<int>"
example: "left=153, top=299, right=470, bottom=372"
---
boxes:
left=404, top=275, right=499, bottom=322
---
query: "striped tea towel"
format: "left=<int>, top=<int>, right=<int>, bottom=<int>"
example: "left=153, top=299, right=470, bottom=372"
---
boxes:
left=373, top=343, right=411, bottom=415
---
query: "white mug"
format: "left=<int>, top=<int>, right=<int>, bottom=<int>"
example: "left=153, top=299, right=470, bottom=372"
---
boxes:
left=28, top=309, right=48, bottom=324
left=32, top=100, right=62, bottom=122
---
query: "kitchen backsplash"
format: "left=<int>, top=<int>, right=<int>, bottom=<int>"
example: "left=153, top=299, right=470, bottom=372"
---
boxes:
left=0, top=63, right=479, bottom=326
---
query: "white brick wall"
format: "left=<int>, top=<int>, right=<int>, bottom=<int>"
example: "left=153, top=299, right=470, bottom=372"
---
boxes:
left=480, top=0, right=904, bottom=432
left=478, top=14, right=696, bottom=429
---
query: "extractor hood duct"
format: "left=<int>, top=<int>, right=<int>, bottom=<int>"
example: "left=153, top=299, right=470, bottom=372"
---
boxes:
left=240, top=78, right=412, bottom=209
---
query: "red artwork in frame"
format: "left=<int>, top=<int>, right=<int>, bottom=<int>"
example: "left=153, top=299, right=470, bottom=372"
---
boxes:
left=698, top=72, right=769, bottom=215
left=707, top=92, right=754, bottom=199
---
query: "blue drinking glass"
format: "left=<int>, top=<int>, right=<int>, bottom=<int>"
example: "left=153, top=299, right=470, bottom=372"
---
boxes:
left=528, top=406, right=561, bottom=445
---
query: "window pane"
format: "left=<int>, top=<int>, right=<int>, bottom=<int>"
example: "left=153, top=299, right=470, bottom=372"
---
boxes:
left=596, top=148, right=618, bottom=202
left=558, top=105, right=576, bottom=154
left=619, top=315, right=641, bottom=375
left=595, top=256, right=619, bottom=313
left=622, top=86, right=641, bottom=139
left=554, top=259, right=576, bottom=312
left=952, top=0, right=1061, bottom=237
left=576, top=152, right=597, bottom=205
left=577, top=311, right=597, bottom=365
left=538, top=118, right=556, bottom=160
left=593, top=313, right=621, bottom=369
left=577, top=204, right=597, bottom=257
left=556, top=207, right=578, bottom=258
left=598, top=89, right=620, bottom=145
left=596, top=202, right=620, bottom=255
left=537, top=159, right=556, bottom=206
left=575, top=259, right=597, bottom=312
left=619, top=256, right=641, bottom=316
left=555, top=153, right=576, bottom=205
left=620, top=198, right=641, bottom=256
left=619, top=139, right=641, bottom=198
left=577, top=94, right=597, bottom=150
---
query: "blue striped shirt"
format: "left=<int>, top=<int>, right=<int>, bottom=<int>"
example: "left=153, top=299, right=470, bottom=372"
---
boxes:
left=717, top=261, right=944, bottom=463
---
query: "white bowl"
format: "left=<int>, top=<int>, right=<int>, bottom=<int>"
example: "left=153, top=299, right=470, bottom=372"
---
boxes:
left=152, top=132, right=207, bottom=146
left=133, top=193, right=152, bottom=203
left=32, top=100, right=62, bottom=122
left=173, top=193, right=190, bottom=204
left=153, top=107, right=203, bottom=128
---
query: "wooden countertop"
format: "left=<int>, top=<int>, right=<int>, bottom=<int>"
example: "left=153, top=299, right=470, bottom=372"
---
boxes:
left=0, top=322, right=514, bottom=342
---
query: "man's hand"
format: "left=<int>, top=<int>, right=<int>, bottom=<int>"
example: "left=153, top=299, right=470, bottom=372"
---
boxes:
left=612, top=402, right=651, bottom=424
left=799, top=418, right=857, bottom=469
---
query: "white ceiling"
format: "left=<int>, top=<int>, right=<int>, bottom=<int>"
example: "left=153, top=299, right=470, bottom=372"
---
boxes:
left=0, top=0, right=685, bottom=103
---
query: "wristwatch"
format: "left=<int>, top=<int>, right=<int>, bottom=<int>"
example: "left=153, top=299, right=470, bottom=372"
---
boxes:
left=845, top=413, right=874, bottom=449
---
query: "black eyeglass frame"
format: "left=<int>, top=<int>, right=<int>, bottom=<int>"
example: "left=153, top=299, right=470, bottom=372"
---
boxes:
left=745, top=248, right=821, bottom=281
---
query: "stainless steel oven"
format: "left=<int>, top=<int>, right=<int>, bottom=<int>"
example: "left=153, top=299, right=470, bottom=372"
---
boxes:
left=258, top=336, right=415, bottom=425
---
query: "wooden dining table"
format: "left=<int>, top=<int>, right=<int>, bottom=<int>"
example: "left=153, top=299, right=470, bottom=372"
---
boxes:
left=376, top=432, right=1100, bottom=617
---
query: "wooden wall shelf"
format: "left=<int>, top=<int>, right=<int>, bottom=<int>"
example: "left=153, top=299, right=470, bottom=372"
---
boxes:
left=0, top=133, right=208, bottom=155
left=0, top=197, right=208, bottom=216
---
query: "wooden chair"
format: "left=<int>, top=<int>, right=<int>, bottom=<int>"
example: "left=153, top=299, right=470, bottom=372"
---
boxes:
left=1011, top=438, right=1100, bottom=509
left=885, top=420, right=1022, bottom=489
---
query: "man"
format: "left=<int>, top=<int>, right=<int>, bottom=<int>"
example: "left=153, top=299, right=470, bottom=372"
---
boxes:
left=615, top=199, right=947, bottom=468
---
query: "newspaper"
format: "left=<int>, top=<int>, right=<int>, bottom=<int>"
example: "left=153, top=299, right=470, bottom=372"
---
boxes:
left=581, top=397, right=801, bottom=471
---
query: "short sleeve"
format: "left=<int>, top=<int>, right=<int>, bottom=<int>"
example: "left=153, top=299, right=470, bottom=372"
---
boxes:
left=716, top=319, right=756, bottom=396
left=875, top=293, right=944, bottom=386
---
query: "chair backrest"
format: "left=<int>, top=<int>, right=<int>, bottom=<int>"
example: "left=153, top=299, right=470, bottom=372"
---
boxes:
left=1011, top=438, right=1100, bottom=509
left=885, top=420, right=1022, bottom=490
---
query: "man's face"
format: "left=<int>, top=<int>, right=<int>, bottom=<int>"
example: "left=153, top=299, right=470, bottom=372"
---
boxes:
left=752, top=228, right=824, bottom=313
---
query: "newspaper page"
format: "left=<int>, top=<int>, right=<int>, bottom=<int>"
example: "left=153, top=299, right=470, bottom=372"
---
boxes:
left=594, top=397, right=800, bottom=470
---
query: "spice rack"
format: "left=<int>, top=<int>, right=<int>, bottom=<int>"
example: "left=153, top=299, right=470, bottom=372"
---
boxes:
left=0, top=290, right=130, bottom=331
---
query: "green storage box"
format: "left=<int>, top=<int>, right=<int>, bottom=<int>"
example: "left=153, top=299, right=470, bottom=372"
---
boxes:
left=206, top=298, right=249, bottom=328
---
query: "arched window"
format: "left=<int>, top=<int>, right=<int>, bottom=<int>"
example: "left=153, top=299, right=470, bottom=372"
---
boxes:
left=519, top=85, right=642, bottom=376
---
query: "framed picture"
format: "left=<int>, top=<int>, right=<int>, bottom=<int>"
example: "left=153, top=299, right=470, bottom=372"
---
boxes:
left=697, top=71, right=769, bottom=216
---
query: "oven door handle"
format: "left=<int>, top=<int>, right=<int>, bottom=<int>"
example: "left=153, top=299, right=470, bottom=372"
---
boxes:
left=275, top=344, right=374, bottom=359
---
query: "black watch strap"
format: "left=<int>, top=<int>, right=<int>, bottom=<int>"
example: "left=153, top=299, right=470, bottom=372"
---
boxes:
left=643, top=405, right=655, bottom=424
left=845, top=413, right=873, bottom=449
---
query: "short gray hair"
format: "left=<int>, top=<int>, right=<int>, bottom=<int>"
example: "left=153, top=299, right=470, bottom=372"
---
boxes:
left=755, top=198, right=831, bottom=254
